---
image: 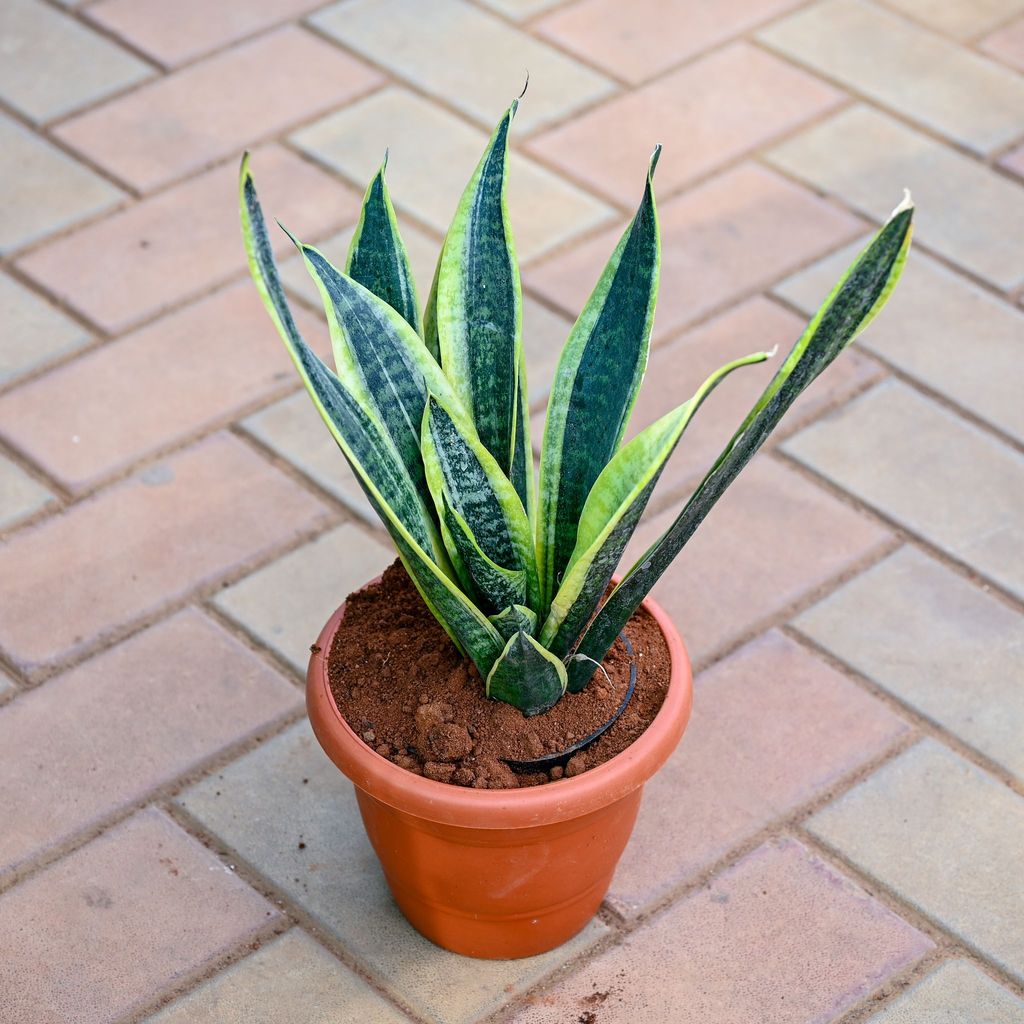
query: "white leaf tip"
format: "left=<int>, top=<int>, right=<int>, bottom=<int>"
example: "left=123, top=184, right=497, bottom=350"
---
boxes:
left=891, top=188, right=913, bottom=217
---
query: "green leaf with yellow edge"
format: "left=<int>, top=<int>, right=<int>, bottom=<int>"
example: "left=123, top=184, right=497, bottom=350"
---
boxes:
left=486, top=629, right=567, bottom=716
left=537, top=146, right=661, bottom=612
left=489, top=604, right=538, bottom=640
left=346, top=151, right=422, bottom=335
left=568, top=194, right=915, bottom=690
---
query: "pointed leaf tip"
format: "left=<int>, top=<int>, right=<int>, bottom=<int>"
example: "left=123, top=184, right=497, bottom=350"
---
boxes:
left=518, top=70, right=529, bottom=100
left=891, top=188, right=914, bottom=217
left=649, top=143, right=662, bottom=176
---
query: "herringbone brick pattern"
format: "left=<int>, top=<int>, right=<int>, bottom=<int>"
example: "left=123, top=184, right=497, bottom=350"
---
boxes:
left=1, top=1, right=1023, bottom=1021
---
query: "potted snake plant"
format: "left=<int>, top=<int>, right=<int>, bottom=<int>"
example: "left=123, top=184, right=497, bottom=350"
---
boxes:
left=239, top=94, right=912, bottom=960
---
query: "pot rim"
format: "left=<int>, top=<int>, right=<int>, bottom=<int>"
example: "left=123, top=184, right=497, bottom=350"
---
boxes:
left=306, top=577, right=693, bottom=828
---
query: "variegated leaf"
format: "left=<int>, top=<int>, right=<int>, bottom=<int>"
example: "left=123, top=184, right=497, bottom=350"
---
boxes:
left=489, top=604, right=538, bottom=640
left=486, top=629, right=567, bottom=716
left=435, top=100, right=526, bottom=504
left=239, top=154, right=504, bottom=674
left=541, top=350, right=770, bottom=665
left=567, top=195, right=915, bottom=690
left=421, top=396, right=539, bottom=612
left=537, top=146, right=661, bottom=612
left=346, top=152, right=422, bottom=335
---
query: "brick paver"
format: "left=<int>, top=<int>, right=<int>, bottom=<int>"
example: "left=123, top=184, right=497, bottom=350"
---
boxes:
left=5, top=0, right=1024, bottom=1018
left=0, top=434, right=331, bottom=675
left=0, top=609, right=299, bottom=879
left=514, top=839, right=931, bottom=1024
left=0, top=808, right=279, bottom=1024
left=809, top=739, right=1024, bottom=983
left=608, top=630, right=907, bottom=917
left=795, top=546, right=1024, bottom=782
left=56, top=27, right=383, bottom=192
left=144, top=930, right=411, bottom=1024
left=177, top=722, right=608, bottom=1024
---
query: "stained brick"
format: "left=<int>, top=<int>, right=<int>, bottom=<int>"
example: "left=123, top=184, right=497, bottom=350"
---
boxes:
left=809, top=739, right=1024, bottom=982
left=0, top=609, right=299, bottom=878
left=513, top=839, right=931, bottom=1023
left=527, top=43, right=842, bottom=204
left=982, top=15, right=1024, bottom=70
left=783, top=380, right=1024, bottom=601
left=795, top=546, right=1024, bottom=782
left=0, top=808, right=279, bottom=1024
left=0, top=281, right=319, bottom=492
left=291, top=87, right=613, bottom=263
left=0, top=433, right=332, bottom=676
left=526, top=163, right=863, bottom=339
left=16, top=145, right=358, bottom=333
left=536, top=0, right=804, bottom=83
left=0, top=0, right=151, bottom=123
left=0, top=113, right=123, bottom=256
left=608, top=631, right=906, bottom=917
left=56, top=27, right=382, bottom=192
left=767, top=105, right=1024, bottom=290
left=776, top=241, right=1024, bottom=444
left=621, top=457, right=892, bottom=667
left=759, top=0, right=1024, bottom=154
left=213, top=525, right=394, bottom=673
left=310, top=0, right=615, bottom=133
left=177, top=722, right=607, bottom=1024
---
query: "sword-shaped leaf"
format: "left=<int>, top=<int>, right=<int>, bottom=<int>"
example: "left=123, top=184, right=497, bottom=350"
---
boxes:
left=346, top=151, right=422, bottom=335
left=537, top=146, right=661, bottom=612
left=295, top=240, right=464, bottom=516
left=486, top=629, right=567, bottom=716
left=240, top=154, right=504, bottom=674
left=435, top=100, right=525, bottom=502
left=541, top=350, right=770, bottom=665
left=567, top=195, right=915, bottom=690
left=422, top=396, right=539, bottom=612
left=421, top=237, right=443, bottom=363
left=489, top=604, right=538, bottom=640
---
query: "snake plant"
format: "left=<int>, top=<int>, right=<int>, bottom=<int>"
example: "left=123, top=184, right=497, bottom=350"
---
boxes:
left=239, top=97, right=912, bottom=716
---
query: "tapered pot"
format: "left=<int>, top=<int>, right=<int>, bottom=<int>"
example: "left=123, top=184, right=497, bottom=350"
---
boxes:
left=306, top=581, right=693, bottom=959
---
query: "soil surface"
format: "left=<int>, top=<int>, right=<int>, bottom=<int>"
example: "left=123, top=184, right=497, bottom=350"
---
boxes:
left=326, top=561, right=671, bottom=789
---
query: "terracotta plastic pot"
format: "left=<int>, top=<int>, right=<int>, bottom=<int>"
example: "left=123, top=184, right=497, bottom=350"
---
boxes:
left=307, top=581, right=693, bottom=960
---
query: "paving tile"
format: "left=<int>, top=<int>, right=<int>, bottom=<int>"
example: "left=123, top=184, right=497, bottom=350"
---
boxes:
left=983, top=15, right=1024, bottom=70
left=536, top=0, right=804, bottom=83
left=56, top=27, right=382, bottom=192
left=0, top=0, right=152, bottom=123
left=0, top=433, right=331, bottom=676
left=177, top=722, right=608, bottom=1024
left=0, top=454, right=55, bottom=532
left=0, top=281, right=320, bottom=492
left=783, top=380, right=1024, bottom=601
left=866, top=959, right=1024, bottom=1023
left=0, top=113, right=124, bottom=256
left=0, top=610, right=299, bottom=878
left=617, top=297, right=881, bottom=503
left=292, top=87, right=613, bottom=263
left=767, top=105, right=1024, bottom=291
left=476, top=0, right=562, bottom=17
left=214, top=524, right=394, bottom=674
left=17, top=145, right=358, bottom=334
left=759, top=0, right=1024, bottom=154
left=794, top=546, right=1024, bottom=783
left=310, top=0, right=615, bottom=134
left=527, top=43, right=842, bottom=205
left=620, top=457, right=892, bottom=667
left=241, top=391, right=377, bottom=523
left=514, top=838, right=931, bottom=1024
left=608, top=631, right=907, bottom=917
left=0, top=808, right=279, bottom=1024
left=809, top=739, right=1024, bottom=982
left=87, top=0, right=327, bottom=67
left=0, top=271, right=92, bottom=386
left=888, top=0, right=1024, bottom=39
left=1001, top=142, right=1024, bottom=179
left=776, top=241, right=1024, bottom=444
left=526, top=162, right=863, bottom=343
left=144, top=930, right=410, bottom=1024
left=0, top=669, right=15, bottom=698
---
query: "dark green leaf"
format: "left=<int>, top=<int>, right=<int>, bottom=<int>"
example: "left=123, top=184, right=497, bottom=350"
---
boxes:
left=486, top=629, right=567, bottom=716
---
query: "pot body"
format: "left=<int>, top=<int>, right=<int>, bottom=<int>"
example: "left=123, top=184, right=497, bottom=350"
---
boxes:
left=307, top=584, right=692, bottom=959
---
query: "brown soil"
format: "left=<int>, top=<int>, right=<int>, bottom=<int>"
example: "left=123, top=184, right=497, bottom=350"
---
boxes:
left=325, top=561, right=671, bottom=789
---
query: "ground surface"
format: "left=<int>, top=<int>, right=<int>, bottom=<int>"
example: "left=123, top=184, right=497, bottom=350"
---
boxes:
left=1, top=1, right=1023, bottom=1022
